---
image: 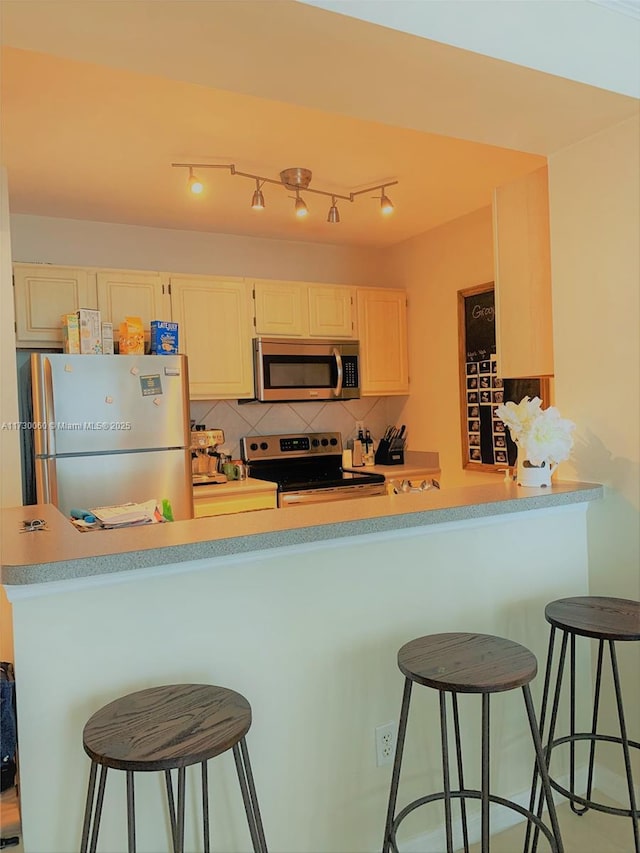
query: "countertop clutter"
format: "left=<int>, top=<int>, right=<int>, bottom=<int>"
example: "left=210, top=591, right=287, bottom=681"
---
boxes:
left=1, top=479, right=602, bottom=587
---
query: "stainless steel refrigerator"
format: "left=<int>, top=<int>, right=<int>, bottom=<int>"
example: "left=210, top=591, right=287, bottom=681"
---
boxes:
left=31, top=353, right=193, bottom=520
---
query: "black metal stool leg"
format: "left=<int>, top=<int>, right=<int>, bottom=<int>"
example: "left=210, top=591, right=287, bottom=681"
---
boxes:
left=382, top=678, right=412, bottom=853
left=175, top=766, right=186, bottom=853
left=523, top=684, right=564, bottom=853
left=80, top=761, right=98, bottom=853
left=165, top=769, right=178, bottom=851
left=201, top=760, right=211, bottom=853
left=440, top=691, right=454, bottom=853
left=609, top=640, right=640, bottom=853
left=524, top=626, right=557, bottom=853
left=126, top=770, right=136, bottom=853
left=481, top=694, right=490, bottom=853
left=88, top=765, right=108, bottom=853
left=452, top=693, right=470, bottom=853
left=232, top=739, right=268, bottom=853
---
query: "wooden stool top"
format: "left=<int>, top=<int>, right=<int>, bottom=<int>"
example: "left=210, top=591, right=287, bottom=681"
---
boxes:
left=83, top=684, right=252, bottom=772
left=398, top=633, right=537, bottom=694
left=545, top=596, right=640, bottom=641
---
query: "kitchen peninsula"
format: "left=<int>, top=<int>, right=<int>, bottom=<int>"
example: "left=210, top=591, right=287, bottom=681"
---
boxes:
left=2, top=480, right=602, bottom=853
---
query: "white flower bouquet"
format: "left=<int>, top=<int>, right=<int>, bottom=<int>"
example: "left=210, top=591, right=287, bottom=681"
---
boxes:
left=494, top=396, right=575, bottom=467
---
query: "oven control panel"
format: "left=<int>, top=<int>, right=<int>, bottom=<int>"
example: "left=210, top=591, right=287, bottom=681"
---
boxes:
left=241, top=432, right=342, bottom=461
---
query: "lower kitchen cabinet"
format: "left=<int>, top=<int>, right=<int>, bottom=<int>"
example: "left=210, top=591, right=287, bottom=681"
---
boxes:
left=356, top=287, right=409, bottom=395
left=193, top=480, right=277, bottom=517
left=169, top=275, right=254, bottom=400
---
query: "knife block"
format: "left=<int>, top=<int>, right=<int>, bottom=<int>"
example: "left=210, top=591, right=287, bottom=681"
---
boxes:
left=374, top=438, right=404, bottom=466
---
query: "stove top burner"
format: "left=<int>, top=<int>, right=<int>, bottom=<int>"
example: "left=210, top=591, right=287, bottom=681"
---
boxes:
left=241, top=431, right=385, bottom=493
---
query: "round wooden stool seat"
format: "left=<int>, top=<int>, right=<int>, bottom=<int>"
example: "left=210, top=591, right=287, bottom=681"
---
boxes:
left=384, top=632, right=562, bottom=853
left=531, top=595, right=640, bottom=852
left=398, top=632, right=538, bottom=693
left=80, top=683, right=267, bottom=853
left=83, top=683, right=251, bottom=771
left=545, top=595, right=640, bottom=641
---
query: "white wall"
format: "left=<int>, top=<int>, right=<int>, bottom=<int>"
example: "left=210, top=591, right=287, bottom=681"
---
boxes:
left=548, top=114, right=640, bottom=778
left=10, top=214, right=389, bottom=287
left=384, top=206, right=498, bottom=486
left=303, top=0, right=640, bottom=99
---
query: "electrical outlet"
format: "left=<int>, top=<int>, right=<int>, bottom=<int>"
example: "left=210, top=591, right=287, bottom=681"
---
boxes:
left=355, top=420, right=365, bottom=435
left=375, top=721, right=397, bottom=766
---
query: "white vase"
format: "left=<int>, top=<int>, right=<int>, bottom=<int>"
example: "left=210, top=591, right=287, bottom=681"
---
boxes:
left=516, top=457, right=557, bottom=488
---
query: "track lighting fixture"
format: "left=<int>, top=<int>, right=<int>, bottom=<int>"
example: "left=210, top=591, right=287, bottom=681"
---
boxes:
left=380, top=189, right=395, bottom=215
left=294, top=190, right=309, bottom=218
left=171, top=162, right=398, bottom=222
left=251, top=179, right=265, bottom=210
left=327, top=197, right=340, bottom=224
left=188, top=167, right=204, bottom=195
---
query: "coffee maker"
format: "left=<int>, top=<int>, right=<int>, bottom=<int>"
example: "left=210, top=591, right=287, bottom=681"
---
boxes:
left=190, top=426, right=225, bottom=483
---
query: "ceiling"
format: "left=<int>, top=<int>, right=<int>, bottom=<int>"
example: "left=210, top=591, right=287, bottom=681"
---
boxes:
left=1, top=0, right=637, bottom=249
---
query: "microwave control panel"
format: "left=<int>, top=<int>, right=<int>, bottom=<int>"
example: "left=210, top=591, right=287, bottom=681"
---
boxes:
left=342, top=355, right=359, bottom=388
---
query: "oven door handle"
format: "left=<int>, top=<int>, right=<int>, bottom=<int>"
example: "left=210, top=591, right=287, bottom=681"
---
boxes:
left=332, top=347, right=343, bottom=398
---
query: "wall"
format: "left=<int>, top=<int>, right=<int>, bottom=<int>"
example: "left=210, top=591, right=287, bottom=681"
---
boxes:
left=0, top=169, right=20, bottom=663
left=10, top=213, right=388, bottom=287
left=383, top=206, right=498, bottom=487
left=548, top=114, right=640, bottom=778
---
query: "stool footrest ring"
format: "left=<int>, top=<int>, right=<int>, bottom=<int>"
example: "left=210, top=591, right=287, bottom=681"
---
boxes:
left=388, top=789, right=560, bottom=853
left=545, top=733, right=640, bottom=819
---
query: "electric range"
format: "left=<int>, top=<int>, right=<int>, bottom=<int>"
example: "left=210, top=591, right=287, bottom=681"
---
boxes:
left=240, top=432, right=386, bottom=507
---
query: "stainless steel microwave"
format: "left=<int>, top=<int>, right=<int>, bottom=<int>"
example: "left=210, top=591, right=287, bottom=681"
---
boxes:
left=253, top=337, right=361, bottom=402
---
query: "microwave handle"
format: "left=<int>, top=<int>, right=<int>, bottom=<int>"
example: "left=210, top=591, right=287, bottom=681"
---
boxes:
left=333, top=347, right=343, bottom=397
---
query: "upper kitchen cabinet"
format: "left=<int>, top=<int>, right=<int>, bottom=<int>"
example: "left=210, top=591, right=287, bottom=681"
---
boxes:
left=169, top=275, right=254, bottom=400
left=13, top=263, right=97, bottom=347
left=251, top=279, right=355, bottom=338
left=492, top=165, right=554, bottom=378
left=96, top=270, right=170, bottom=343
left=356, top=287, right=409, bottom=395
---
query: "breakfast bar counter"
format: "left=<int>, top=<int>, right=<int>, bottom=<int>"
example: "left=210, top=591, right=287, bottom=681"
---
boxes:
left=1, top=480, right=602, bottom=853
left=2, top=479, right=601, bottom=587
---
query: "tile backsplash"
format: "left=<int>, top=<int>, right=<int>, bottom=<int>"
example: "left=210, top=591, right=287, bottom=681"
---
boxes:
left=190, top=397, right=407, bottom=459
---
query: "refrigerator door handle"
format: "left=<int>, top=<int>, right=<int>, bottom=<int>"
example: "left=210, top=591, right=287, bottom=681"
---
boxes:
left=35, top=457, right=58, bottom=506
left=32, top=355, right=57, bottom=458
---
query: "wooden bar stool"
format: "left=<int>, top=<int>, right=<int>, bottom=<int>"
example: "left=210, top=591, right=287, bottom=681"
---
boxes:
left=382, top=632, right=563, bottom=853
left=527, top=596, right=640, bottom=853
left=80, top=683, right=268, bottom=853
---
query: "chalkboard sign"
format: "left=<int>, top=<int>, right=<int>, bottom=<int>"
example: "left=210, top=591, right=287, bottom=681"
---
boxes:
left=458, top=283, right=549, bottom=471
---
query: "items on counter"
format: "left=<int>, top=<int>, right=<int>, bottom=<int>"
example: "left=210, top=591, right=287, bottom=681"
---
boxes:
left=69, top=499, right=174, bottom=531
left=375, top=424, right=406, bottom=465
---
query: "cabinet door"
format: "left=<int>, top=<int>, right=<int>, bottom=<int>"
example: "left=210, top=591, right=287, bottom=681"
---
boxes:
left=493, top=165, right=554, bottom=377
left=13, top=264, right=95, bottom=346
left=170, top=276, right=254, bottom=399
left=308, top=284, right=355, bottom=338
left=252, top=280, right=307, bottom=337
left=96, top=270, right=170, bottom=344
left=357, top=288, right=409, bottom=396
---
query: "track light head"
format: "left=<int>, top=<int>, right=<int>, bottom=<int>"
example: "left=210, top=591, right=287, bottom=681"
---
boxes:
left=327, top=197, right=340, bottom=224
left=380, top=190, right=394, bottom=215
left=294, top=191, right=309, bottom=218
left=251, top=179, right=265, bottom=210
left=188, top=167, right=204, bottom=195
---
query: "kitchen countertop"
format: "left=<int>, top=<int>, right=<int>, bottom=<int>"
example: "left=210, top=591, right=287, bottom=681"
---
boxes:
left=345, top=450, right=440, bottom=480
left=1, top=479, right=602, bottom=587
left=192, top=476, right=277, bottom=495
